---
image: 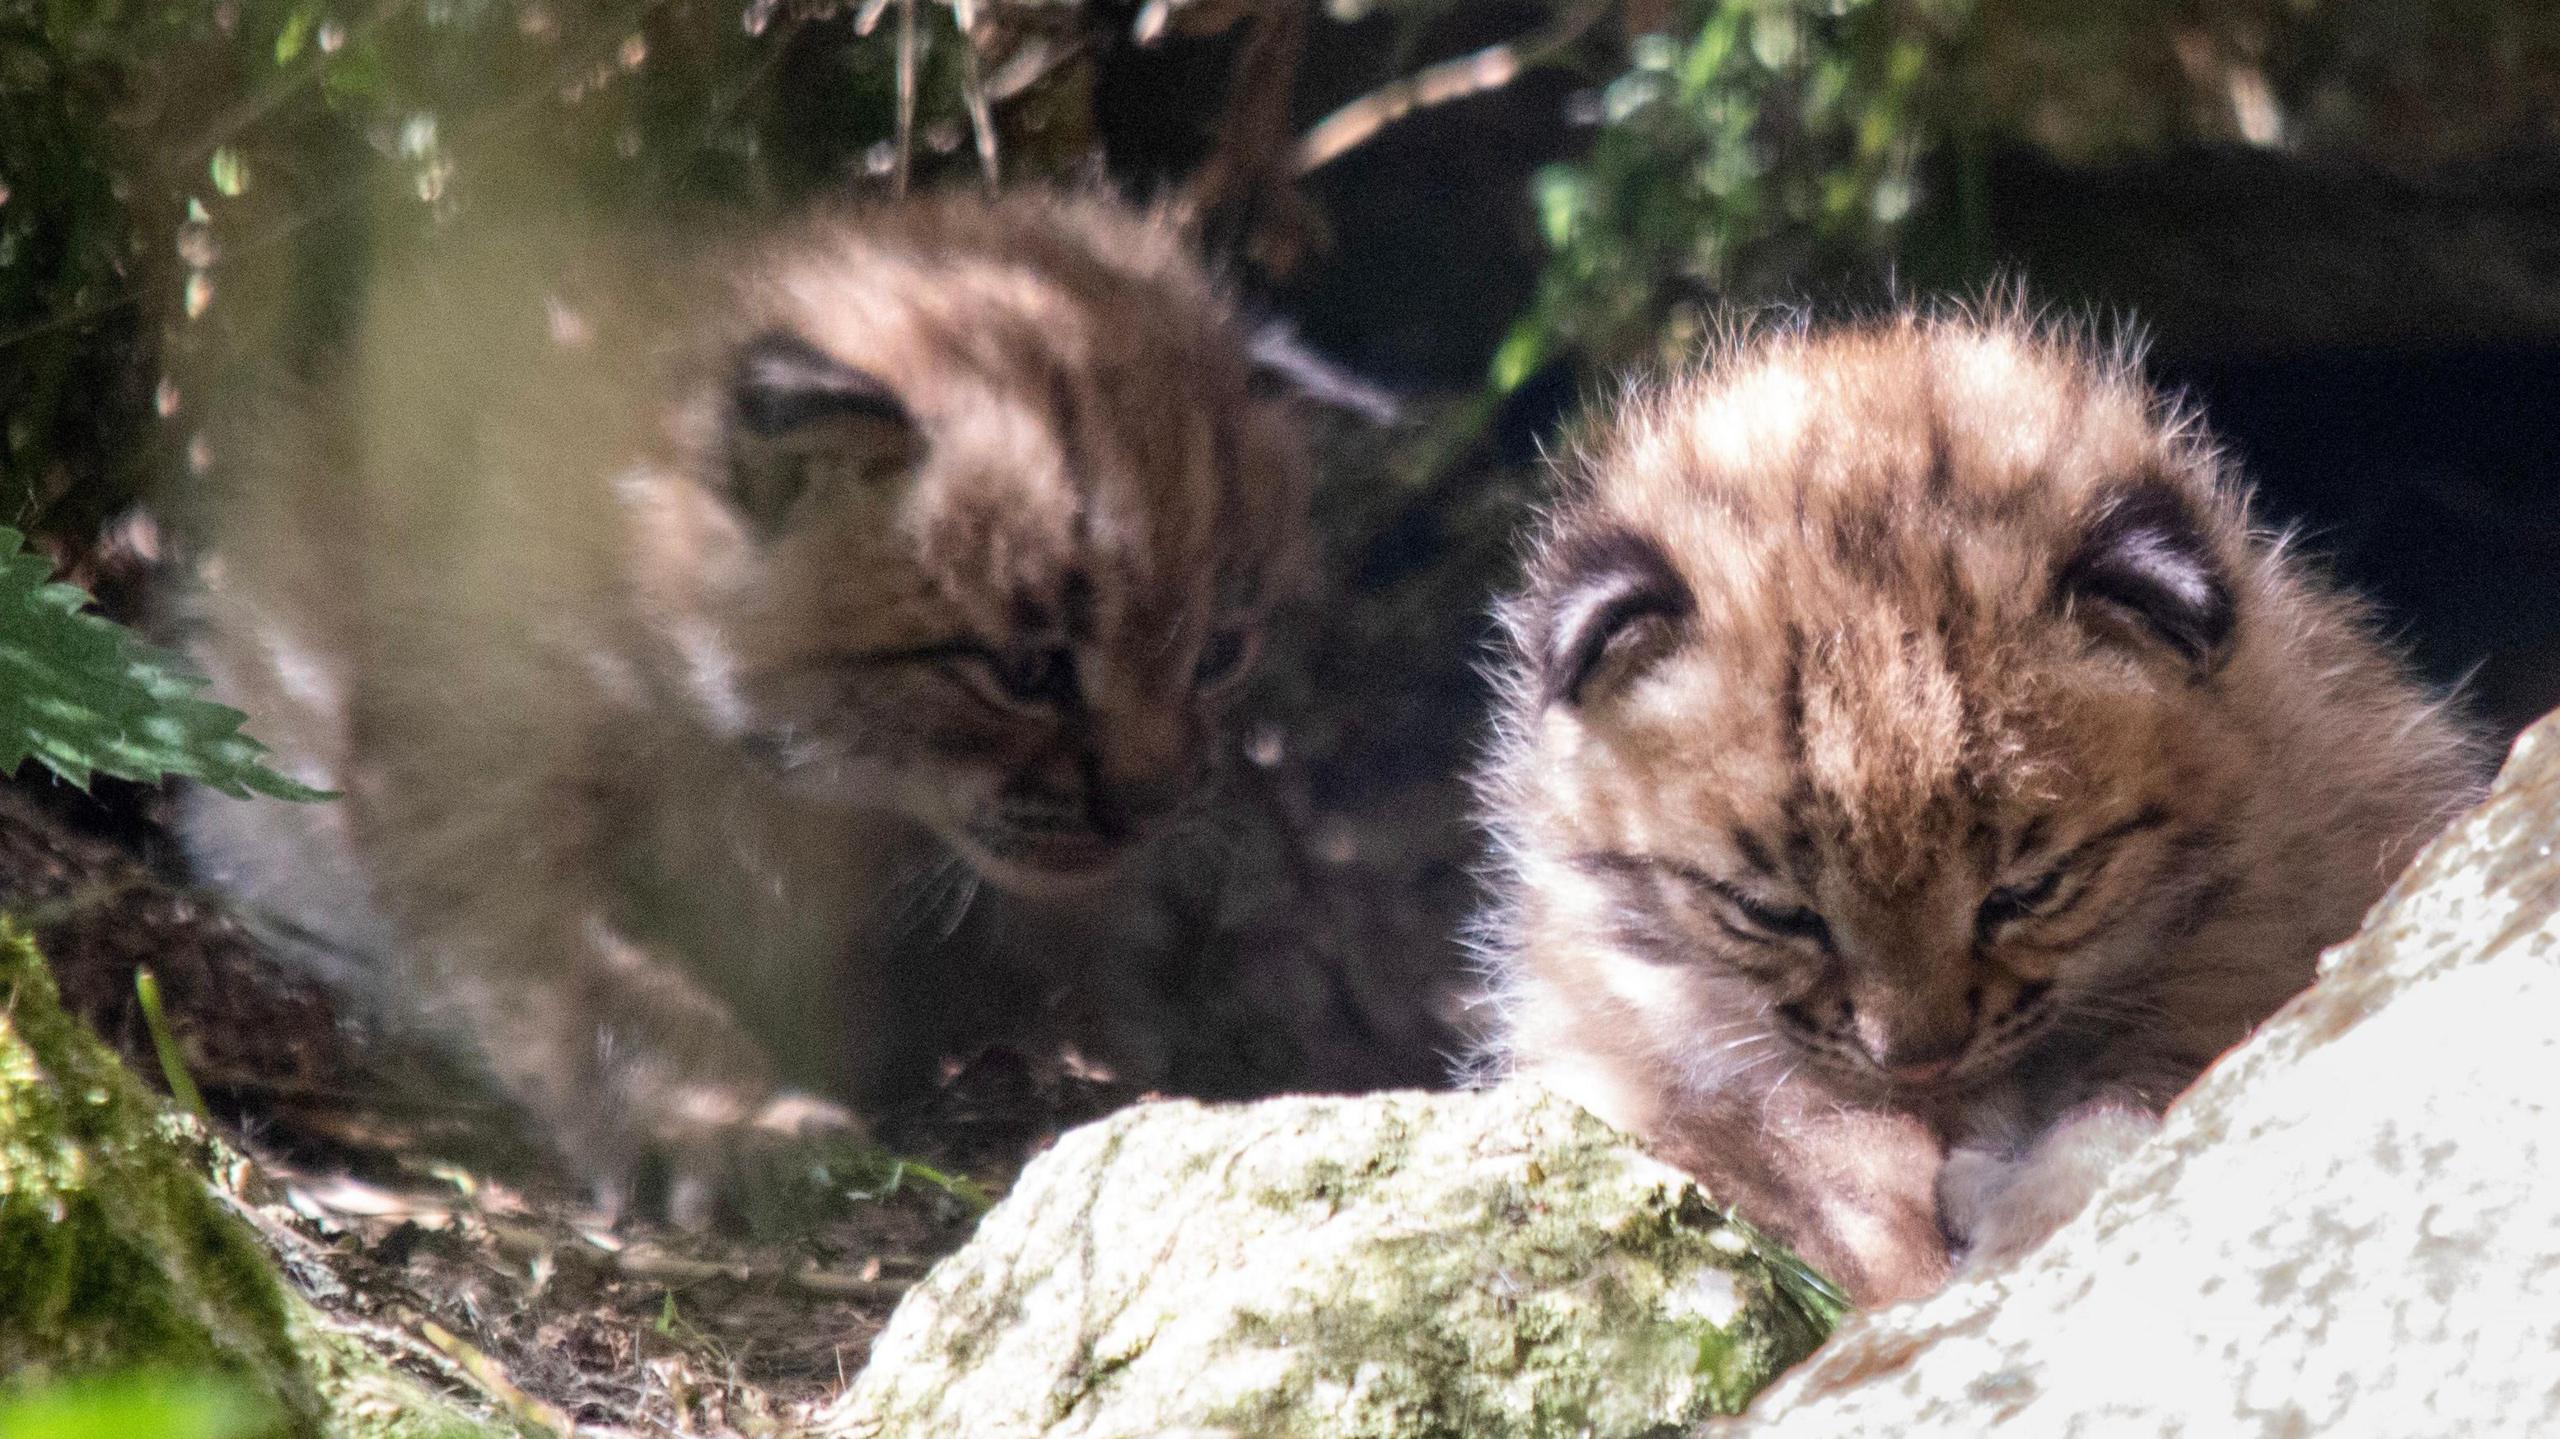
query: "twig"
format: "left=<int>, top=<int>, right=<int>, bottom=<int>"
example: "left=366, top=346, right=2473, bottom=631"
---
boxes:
left=1293, top=0, right=1613, bottom=174
left=1180, top=0, right=1312, bottom=265
left=483, top=1220, right=913, bottom=1304
left=896, top=0, right=921, bottom=195
left=135, top=967, right=210, bottom=1120
left=955, top=1, right=1001, bottom=193
left=418, top=1319, right=577, bottom=1437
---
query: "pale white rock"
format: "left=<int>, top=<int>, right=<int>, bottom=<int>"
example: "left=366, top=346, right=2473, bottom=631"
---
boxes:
left=823, top=1085, right=1841, bottom=1439
left=1716, top=709, right=2560, bottom=1438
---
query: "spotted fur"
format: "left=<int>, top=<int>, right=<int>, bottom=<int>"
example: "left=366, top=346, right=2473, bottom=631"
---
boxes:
left=1471, top=306, right=2481, bottom=1302
left=179, top=188, right=1310, bottom=1220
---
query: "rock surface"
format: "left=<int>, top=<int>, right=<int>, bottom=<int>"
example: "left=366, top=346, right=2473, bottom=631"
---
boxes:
left=824, top=1085, right=1843, bottom=1439
left=1717, top=709, right=2560, bottom=1436
left=0, top=923, right=517, bottom=1439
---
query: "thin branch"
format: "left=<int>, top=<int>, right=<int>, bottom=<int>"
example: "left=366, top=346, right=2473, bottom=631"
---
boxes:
left=955, top=1, right=1001, bottom=192
left=852, top=0, right=921, bottom=194
left=417, top=1319, right=577, bottom=1438
left=483, top=1219, right=913, bottom=1303
left=1293, top=0, right=1613, bottom=175
left=896, top=0, right=921, bottom=195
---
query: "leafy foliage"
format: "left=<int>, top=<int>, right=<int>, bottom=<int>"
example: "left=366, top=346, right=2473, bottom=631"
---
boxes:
left=1496, top=0, right=1968, bottom=388
left=0, top=528, right=317, bottom=798
left=2, top=0, right=1084, bottom=543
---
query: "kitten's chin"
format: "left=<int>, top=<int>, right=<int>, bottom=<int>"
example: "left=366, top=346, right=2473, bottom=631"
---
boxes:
left=951, top=827, right=1131, bottom=898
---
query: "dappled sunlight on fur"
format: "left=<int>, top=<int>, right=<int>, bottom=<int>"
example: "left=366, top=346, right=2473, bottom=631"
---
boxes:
left=1471, top=305, right=2481, bottom=1304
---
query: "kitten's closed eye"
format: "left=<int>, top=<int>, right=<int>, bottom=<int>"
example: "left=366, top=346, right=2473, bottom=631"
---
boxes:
left=1977, top=866, right=2067, bottom=935
left=1721, top=889, right=1832, bottom=947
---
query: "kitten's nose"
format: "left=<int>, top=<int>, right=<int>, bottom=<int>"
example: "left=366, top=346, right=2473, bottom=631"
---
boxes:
left=1853, top=1013, right=1970, bottom=1087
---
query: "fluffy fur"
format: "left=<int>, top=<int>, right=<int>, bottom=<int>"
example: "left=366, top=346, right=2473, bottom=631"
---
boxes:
left=1471, top=307, right=2480, bottom=1303
left=178, top=188, right=1310, bottom=1220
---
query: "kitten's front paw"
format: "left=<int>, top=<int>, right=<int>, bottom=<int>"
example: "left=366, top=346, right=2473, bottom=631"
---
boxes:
left=580, top=1084, right=873, bottom=1232
left=1940, top=1104, right=2156, bottom=1271
left=658, top=1088, right=873, bottom=1233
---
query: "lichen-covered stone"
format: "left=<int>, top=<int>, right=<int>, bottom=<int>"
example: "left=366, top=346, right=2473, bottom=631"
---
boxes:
left=824, top=1085, right=1841, bottom=1439
left=0, top=924, right=516, bottom=1439
left=1716, top=708, right=2560, bottom=1436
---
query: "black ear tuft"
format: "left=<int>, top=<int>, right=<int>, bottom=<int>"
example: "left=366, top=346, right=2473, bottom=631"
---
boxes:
left=723, top=330, right=919, bottom=532
left=2058, top=479, right=2236, bottom=668
left=1528, top=526, right=1695, bottom=708
left=731, top=330, right=909, bottom=436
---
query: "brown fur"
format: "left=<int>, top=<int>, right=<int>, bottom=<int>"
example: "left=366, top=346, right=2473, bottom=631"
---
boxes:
left=1473, top=308, right=2479, bottom=1303
left=178, top=188, right=1309, bottom=1220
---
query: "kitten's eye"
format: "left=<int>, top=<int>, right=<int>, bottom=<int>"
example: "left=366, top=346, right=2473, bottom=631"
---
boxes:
left=1978, top=867, right=2066, bottom=933
left=1192, top=627, right=1259, bottom=693
left=979, top=646, right=1076, bottom=708
left=1727, top=892, right=1832, bottom=947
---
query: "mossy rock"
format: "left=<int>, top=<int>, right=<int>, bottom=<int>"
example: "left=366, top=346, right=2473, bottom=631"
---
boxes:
left=0, top=923, right=518, bottom=1439
left=824, top=1086, right=1843, bottom=1438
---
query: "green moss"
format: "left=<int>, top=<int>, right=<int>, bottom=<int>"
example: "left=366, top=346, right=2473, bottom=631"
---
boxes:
left=0, top=924, right=322, bottom=1433
left=0, top=924, right=525, bottom=1439
left=1206, top=1117, right=1838, bottom=1437
left=834, top=1089, right=1838, bottom=1438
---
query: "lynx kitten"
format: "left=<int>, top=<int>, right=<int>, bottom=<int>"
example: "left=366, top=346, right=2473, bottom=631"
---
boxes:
left=180, top=189, right=1310, bottom=1220
left=1474, top=310, right=2477, bottom=1302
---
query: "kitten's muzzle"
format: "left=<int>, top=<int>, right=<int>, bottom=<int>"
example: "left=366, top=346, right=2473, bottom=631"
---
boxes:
left=1845, top=1006, right=1975, bottom=1092
left=963, top=786, right=1136, bottom=882
left=1876, top=1052, right=1962, bottom=1087
left=960, top=817, right=1122, bottom=892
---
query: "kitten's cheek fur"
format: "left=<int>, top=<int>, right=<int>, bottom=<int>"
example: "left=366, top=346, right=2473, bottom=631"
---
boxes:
left=1940, top=1102, right=2158, bottom=1269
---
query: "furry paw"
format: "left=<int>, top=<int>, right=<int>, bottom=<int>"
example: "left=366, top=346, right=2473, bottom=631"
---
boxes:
left=1940, top=1103, right=2156, bottom=1271
left=587, top=1085, right=873, bottom=1233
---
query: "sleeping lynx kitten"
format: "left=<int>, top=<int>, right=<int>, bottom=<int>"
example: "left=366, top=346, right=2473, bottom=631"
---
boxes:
left=1474, top=309, right=2478, bottom=1302
left=180, top=189, right=1309, bottom=1220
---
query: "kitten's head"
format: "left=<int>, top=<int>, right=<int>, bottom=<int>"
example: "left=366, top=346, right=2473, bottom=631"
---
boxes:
left=1489, top=314, right=2273, bottom=1101
left=637, top=191, right=1309, bottom=894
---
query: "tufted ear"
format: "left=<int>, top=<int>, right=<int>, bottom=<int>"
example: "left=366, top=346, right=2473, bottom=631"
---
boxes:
left=1525, top=526, right=1696, bottom=708
left=2058, top=479, right=2235, bottom=669
left=722, top=330, right=921, bottom=534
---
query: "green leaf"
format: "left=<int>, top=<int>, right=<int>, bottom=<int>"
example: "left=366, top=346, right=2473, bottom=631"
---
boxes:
left=1489, top=320, right=1550, bottom=394
left=273, top=10, right=312, bottom=66
left=0, top=528, right=327, bottom=801
left=207, top=146, right=249, bottom=197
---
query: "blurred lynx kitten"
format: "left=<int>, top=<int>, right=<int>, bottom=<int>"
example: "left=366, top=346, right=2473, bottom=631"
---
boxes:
left=1474, top=310, right=2477, bottom=1302
left=180, top=189, right=1309, bottom=1221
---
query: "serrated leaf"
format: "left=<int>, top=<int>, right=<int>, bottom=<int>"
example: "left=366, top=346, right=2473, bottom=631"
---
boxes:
left=0, top=528, right=327, bottom=802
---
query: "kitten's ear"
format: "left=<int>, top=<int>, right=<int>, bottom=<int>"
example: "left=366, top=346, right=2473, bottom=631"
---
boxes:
left=1524, top=526, right=1695, bottom=708
left=2058, top=479, right=2235, bottom=669
left=722, top=330, right=921, bottom=533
